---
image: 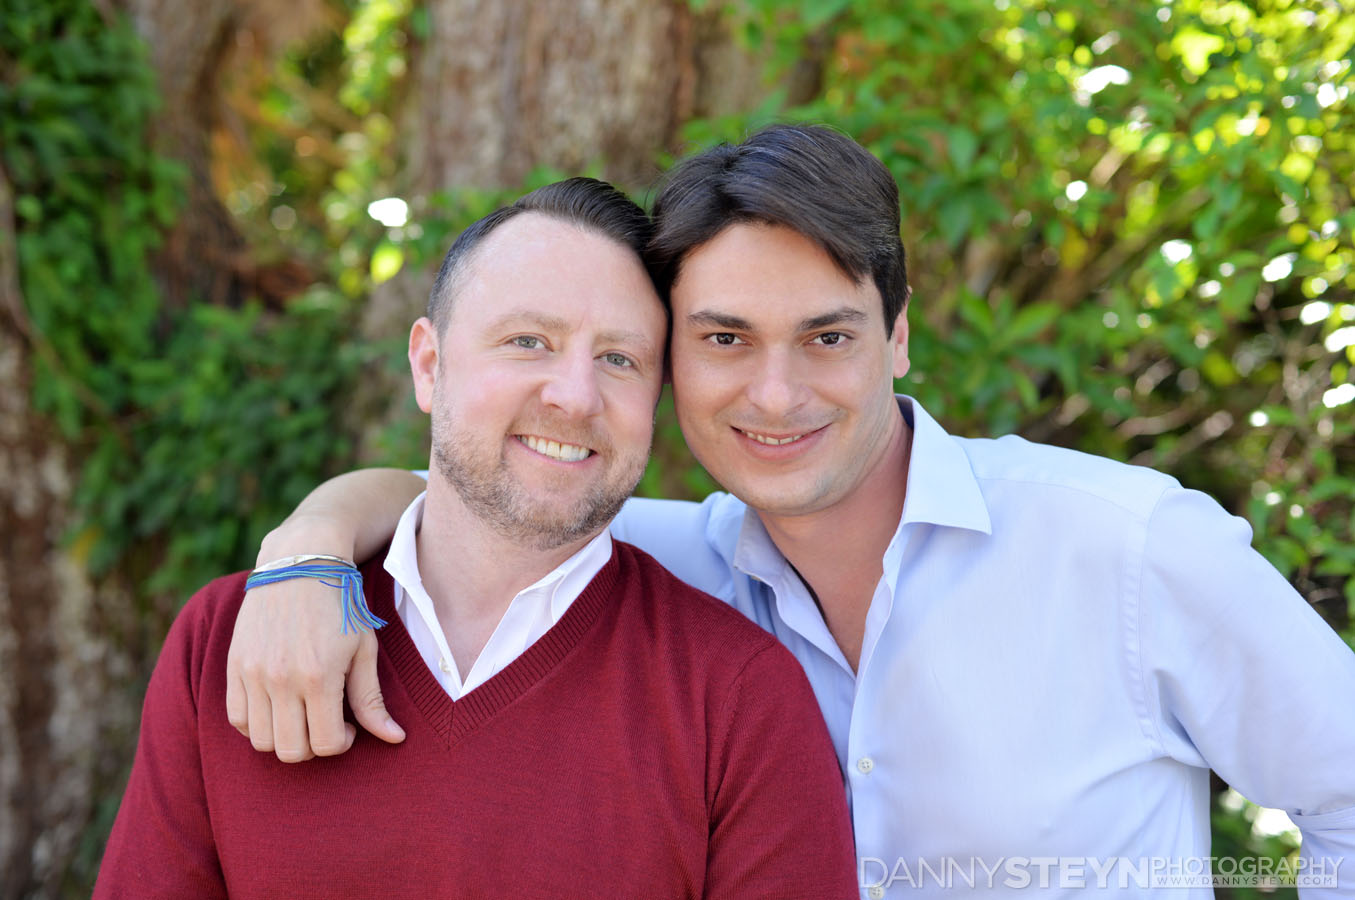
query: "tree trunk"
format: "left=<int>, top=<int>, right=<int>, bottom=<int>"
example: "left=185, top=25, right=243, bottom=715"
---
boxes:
left=124, top=0, right=329, bottom=309
left=0, top=156, right=149, bottom=900
left=123, top=0, right=250, bottom=308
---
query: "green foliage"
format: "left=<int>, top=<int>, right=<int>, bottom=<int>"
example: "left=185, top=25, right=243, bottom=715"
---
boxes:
left=1, top=0, right=359, bottom=594
left=1211, top=790, right=1303, bottom=900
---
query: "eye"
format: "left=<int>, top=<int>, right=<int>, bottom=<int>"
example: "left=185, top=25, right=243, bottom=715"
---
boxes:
left=511, top=335, right=545, bottom=350
left=602, top=352, right=634, bottom=368
left=810, top=332, right=847, bottom=347
left=706, top=333, right=745, bottom=346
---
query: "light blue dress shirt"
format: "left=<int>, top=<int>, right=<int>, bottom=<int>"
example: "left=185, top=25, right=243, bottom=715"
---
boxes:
left=607, top=396, right=1355, bottom=897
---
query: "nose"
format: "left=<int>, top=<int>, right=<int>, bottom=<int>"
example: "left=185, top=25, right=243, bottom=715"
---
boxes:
left=539, top=348, right=605, bottom=419
left=745, top=347, right=806, bottom=418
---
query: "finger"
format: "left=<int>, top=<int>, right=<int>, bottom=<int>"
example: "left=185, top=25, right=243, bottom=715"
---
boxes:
left=227, top=589, right=264, bottom=739
left=347, top=631, right=405, bottom=744
left=305, top=681, right=355, bottom=758
left=226, top=668, right=250, bottom=738
left=271, top=694, right=314, bottom=764
left=245, top=677, right=276, bottom=755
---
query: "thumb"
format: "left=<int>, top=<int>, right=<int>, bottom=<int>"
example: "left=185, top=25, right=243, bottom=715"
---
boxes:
left=346, top=630, right=406, bottom=744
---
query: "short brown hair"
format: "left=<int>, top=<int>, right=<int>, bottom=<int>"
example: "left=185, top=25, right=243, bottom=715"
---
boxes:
left=648, top=124, right=910, bottom=333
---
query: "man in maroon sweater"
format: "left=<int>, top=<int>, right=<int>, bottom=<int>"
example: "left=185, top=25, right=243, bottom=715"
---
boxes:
left=95, top=179, right=856, bottom=898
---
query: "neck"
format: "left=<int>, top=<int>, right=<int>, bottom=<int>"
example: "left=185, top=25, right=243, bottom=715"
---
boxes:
left=416, top=474, right=594, bottom=623
left=756, top=403, right=912, bottom=669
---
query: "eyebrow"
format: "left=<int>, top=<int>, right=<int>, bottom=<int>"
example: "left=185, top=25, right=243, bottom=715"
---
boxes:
left=685, top=310, right=754, bottom=331
left=487, top=311, right=658, bottom=358
left=597, top=329, right=659, bottom=360
left=797, top=307, right=869, bottom=332
left=486, top=310, right=571, bottom=333
left=685, top=306, right=869, bottom=333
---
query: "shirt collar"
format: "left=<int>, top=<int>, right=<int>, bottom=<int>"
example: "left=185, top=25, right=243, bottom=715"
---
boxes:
left=384, top=491, right=614, bottom=622
left=537, top=527, right=612, bottom=620
left=899, top=395, right=993, bottom=534
left=731, top=393, right=992, bottom=582
left=384, top=492, right=429, bottom=617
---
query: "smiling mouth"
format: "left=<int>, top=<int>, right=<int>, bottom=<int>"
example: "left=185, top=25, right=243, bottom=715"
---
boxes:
left=517, top=435, right=593, bottom=462
left=735, top=427, right=816, bottom=447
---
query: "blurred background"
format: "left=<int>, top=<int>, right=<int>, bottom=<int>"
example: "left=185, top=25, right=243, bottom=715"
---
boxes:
left=1, top=0, right=1352, bottom=895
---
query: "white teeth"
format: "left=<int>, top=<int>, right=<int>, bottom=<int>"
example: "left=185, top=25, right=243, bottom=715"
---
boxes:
left=519, top=435, right=591, bottom=461
left=741, top=429, right=806, bottom=446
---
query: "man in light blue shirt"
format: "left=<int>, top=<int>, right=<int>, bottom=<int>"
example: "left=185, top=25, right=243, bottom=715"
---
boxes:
left=228, top=125, right=1355, bottom=896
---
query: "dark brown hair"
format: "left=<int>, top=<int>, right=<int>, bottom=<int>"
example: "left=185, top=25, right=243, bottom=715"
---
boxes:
left=648, top=124, right=910, bottom=333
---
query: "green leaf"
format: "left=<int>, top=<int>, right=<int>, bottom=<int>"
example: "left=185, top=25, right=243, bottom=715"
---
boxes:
left=1007, top=302, right=1060, bottom=342
left=947, top=127, right=979, bottom=173
left=370, top=243, right=404, bottom=283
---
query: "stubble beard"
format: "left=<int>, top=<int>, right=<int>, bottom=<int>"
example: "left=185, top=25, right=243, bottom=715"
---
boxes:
left=431, top=413, right=648, bottom=552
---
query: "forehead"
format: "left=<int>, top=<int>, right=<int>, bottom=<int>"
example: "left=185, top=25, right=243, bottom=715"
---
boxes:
left=450, top=213, right=665, bottom=338
left=671, top=222, right=881, bottom=329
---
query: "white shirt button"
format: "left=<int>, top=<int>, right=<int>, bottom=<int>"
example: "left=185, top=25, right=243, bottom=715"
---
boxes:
left=438, top=657, right=452, bottom=674
left=857, top=756, right=875, bottom=775
left=868, top=885, right=886, bottom=899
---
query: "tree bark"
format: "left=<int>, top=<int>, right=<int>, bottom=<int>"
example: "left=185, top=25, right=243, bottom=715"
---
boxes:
left=0, top=158, right=148, bottom=900
left=122, top=0, right=329, bottom=309
left=123, top=0, right=249, bottom=308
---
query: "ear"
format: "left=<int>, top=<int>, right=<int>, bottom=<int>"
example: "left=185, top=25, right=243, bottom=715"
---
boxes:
left=889, top=306, right=911, bottom=380
left=409, top=317, right=440, bottom=414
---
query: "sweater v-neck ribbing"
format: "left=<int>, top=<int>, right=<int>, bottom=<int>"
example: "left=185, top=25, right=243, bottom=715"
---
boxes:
left=366, top=549, right=620, bottom=746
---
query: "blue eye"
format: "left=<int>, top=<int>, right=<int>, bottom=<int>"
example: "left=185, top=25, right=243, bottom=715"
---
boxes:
left=603, top=352, right=633, bottom=368
left=512, top=336, right=545, bottom=350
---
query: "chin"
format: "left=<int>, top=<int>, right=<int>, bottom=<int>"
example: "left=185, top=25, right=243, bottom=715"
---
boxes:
left=717, top=477, right=827, bottom=519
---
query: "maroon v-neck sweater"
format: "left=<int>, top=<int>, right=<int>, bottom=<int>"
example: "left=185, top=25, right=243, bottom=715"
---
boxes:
left=96, top=542, right=858, bottom=899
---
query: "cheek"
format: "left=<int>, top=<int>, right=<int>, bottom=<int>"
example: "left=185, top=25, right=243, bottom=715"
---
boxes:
left=670, top=347, right=737, bottom=416
left=449, top=364, right=533, bottom=422
left=604, top=380, right=662, bottom=441
left=828, top=349, right=893, bottom=399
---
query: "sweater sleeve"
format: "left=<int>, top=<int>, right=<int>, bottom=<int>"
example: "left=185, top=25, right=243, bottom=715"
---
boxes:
left=704, top=642, right=858, bottom=899
left=94, top=587, right=229, bottom=899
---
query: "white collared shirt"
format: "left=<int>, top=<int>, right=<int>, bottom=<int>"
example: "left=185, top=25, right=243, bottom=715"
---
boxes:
left=383, top=492, right=611, bottom=700
left=605, top=395, right=1355, bottom=897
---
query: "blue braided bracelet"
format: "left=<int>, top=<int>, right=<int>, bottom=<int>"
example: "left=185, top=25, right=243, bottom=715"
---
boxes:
left=244, top=564, right=387, bottom=635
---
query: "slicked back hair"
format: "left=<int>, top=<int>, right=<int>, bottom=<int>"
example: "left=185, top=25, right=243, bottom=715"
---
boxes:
left=648, top=124, right=911, bottom=334
left=426, top=177, right=656, bottom=329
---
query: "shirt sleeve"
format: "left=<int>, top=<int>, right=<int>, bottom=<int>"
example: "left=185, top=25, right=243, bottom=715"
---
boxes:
left=1137, top=486, right=1355, bottom=897
left=94, top=592, right=228, bottom=899
left=703, top=643, right=859, bottom=899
